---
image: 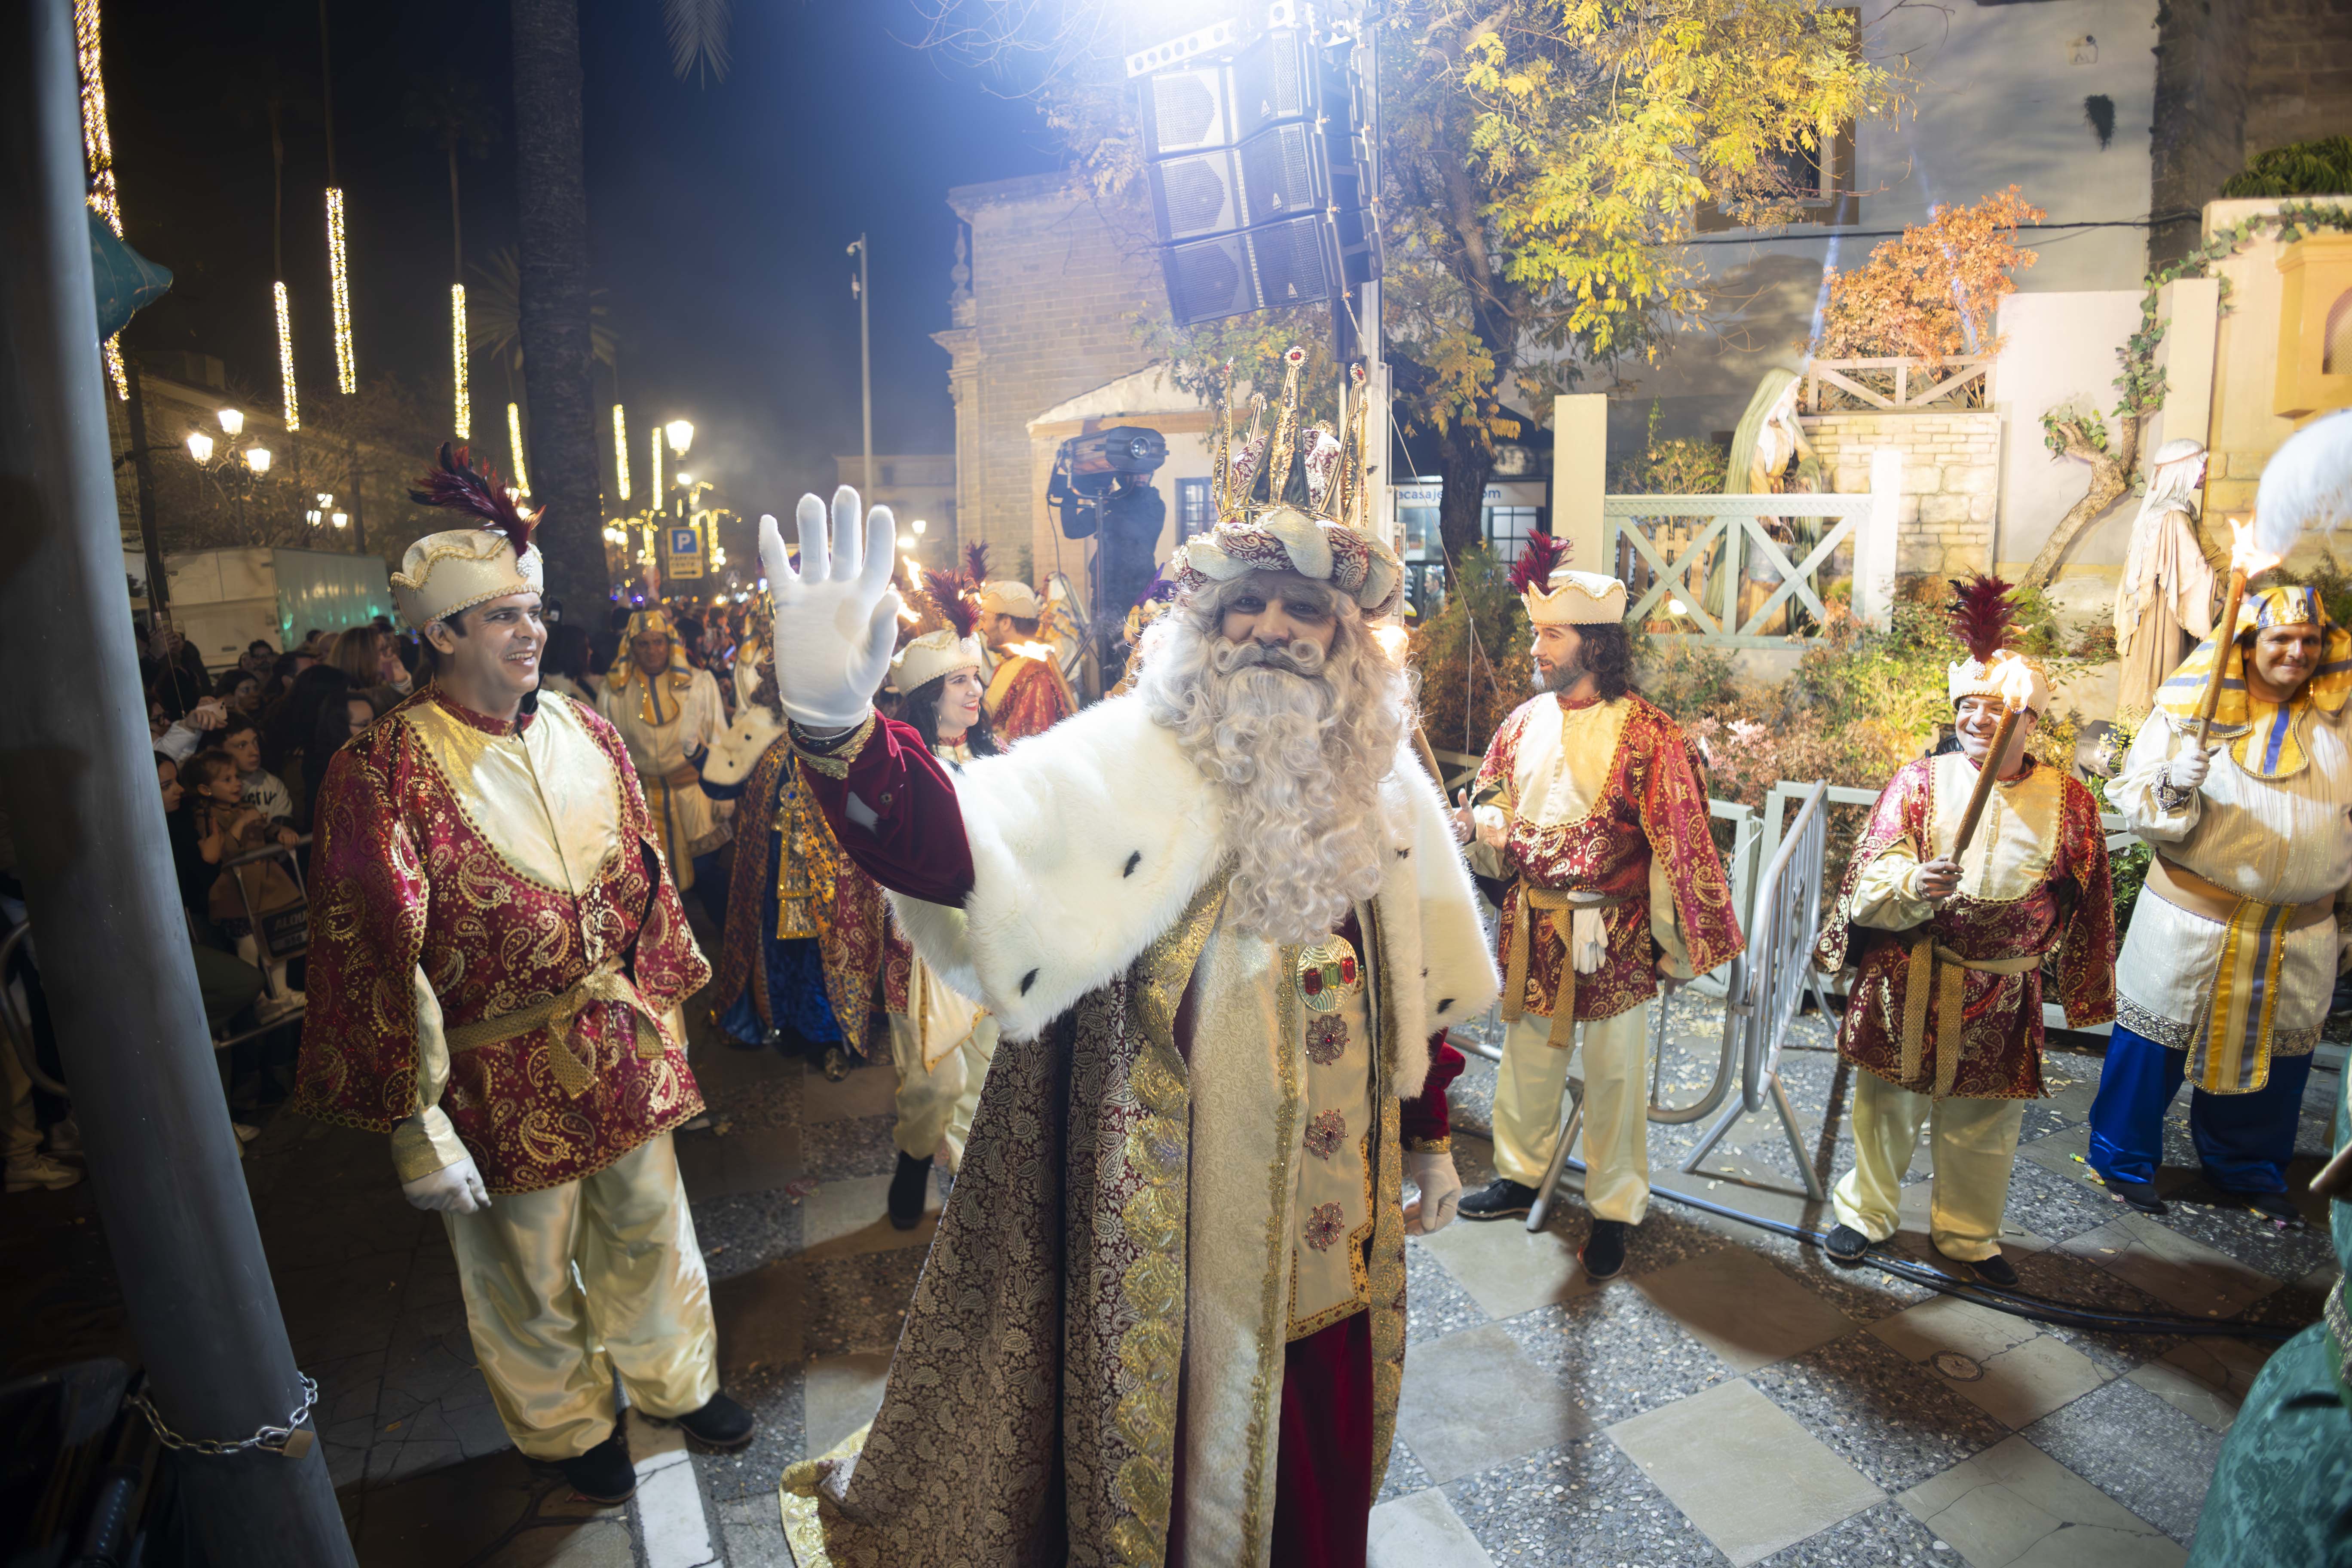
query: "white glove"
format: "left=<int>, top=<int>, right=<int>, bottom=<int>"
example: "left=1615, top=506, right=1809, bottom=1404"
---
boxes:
left=756, top=487, right=903, bottom=731
left=401, top=1153, right=491, bottom=1214
left=2165, top=745, right=2218, bottom=793
left=1403, top=1149, right=1462, bottom=1235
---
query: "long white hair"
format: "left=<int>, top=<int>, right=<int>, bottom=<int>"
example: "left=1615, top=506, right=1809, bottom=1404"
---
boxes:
left=1135, top=574, right=1411, bottom=946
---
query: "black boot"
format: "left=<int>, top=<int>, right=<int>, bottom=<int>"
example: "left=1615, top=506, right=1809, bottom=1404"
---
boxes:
left=557, top=1431, right=637, bottom=1505
left=675, top=1390, right=757, bottom=1451
left=2236, top=1189, right=2307, bottom=1228
left=2101, top=1173, right=2167, bottom=1216
left=888, top=1151, right=934, bottom=1230
left=1456, top=1178, right=1538, bottom=1221
left=1580, top=1219, right=1631, bottom=1281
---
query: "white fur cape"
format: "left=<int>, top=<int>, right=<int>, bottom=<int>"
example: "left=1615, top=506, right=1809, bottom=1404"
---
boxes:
left=881, top=693, right=1499, bottom=1097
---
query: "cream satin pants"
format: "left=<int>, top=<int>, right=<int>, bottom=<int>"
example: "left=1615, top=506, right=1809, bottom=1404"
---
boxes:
left=441, top=1132, right=718, bottom=1460
left=886, top=1008, right=998, bottom=1168
left=1491, top=1005, right=1652, bottom=1224
left=1831, top=1070, right=2026, bottom=1262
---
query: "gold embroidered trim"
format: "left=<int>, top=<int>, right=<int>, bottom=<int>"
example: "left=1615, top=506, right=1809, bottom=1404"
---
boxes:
left=1105, top=869, right=1227, bottom=1568
left=789, top=712, right=877, bottom=779
left=396, top=696, right=627, bottom=897
left=1240, top=936, right=1305, bottom=1562
left=1405, top=1135, right=1453, bottom=1153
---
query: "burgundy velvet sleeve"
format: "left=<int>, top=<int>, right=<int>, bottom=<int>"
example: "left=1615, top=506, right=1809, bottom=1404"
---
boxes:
left=1400, top=1035, right=1464, bottom=1150
left=799, top=715, right=977, bottom=905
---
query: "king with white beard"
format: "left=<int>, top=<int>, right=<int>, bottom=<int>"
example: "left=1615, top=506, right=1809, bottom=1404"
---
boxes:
left=772, top=354, right=1498, bottom=1568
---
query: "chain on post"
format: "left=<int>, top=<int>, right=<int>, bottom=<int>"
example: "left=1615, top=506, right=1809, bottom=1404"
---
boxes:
left=126, top=1373, right=320, bottom=1459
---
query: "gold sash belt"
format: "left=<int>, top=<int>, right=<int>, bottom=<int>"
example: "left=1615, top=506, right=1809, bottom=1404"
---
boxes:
left=1500, top=883, right=1638, bottom=1049
left=2145, top=855, right=2337, bottom=932
left=445, top=962, right=674, bottom=1097
left=1900, top=940, right=2043, bottom=1099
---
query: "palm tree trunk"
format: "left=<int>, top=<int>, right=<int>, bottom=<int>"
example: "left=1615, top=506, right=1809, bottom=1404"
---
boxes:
left=509, top=0, right=607, bottom=609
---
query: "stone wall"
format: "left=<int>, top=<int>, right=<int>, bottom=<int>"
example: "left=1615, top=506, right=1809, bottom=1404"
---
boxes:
left=937, top=174, right=1166, bottom=565
left=1801, top=410, right=2001, bottom=578
left=2151, top=0, right=2352, bottom=264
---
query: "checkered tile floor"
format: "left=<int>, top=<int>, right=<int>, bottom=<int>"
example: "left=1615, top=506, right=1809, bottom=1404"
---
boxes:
left=13, top=991, right=2326, bottom=1566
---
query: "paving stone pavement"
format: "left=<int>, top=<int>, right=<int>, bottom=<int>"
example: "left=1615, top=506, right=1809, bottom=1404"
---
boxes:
left=4, top=986, right=2337, bottom=1565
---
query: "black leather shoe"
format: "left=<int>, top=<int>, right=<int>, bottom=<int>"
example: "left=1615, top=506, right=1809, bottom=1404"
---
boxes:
left=1580, top=1219, right=1631, bottom=1281
left=1824, top=1223, right=1871, bottom=1265
left=557, top=1432, right=637, bottom=1504
left=888, top=1152, right=934, bottom=1230
left=1456, top=1178, right=1538, bottom=1221
left=1938, top=1245, right=2018, bottom=1289
left=676, top=1390, right=757, bottom=1451
left=2102, top=1173, right=2168, bottom=1216
left=2236, top=1189, right=2307, bottom=1228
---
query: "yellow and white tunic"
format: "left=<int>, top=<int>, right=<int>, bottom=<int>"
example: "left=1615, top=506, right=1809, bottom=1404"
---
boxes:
left=2110, top=707, right=2352, bottom=1085
left=597, top=658, right=726, bottom=890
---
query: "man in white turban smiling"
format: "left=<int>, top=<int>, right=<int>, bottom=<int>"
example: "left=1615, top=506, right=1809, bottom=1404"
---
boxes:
left=772, top=351, right=1498, bottom=1568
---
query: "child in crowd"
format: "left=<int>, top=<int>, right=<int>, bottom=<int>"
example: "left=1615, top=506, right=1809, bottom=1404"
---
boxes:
left=217, top=716, right=294, bottom=825
left=185, top=749, right=303, bottom=1026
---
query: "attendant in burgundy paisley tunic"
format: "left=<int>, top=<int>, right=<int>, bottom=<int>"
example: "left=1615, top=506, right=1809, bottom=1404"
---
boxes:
left=769, top=358, right=1498, bottom=1568
left=1814, top=588, right=2115, bottom=1287
left=1452, top=545, right=1743, bottom=1283
left=291, top=447, right=752, bottom=1505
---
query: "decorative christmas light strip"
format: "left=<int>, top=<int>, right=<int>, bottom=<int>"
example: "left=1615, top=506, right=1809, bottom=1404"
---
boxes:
left=76, top=0, right=129, bottom=400
left=270, top=282, right=300, bottom=431
left=613, top=406, right=631, bottom=501
left=649, top=431, right=664, bottom=515
left=507, top=401, right=530, bottom=495
left=326, top=187, right=355, bottom=393
left=75, top=0, right=119, bottom=236
left=450, top=284, right=470, bottom=438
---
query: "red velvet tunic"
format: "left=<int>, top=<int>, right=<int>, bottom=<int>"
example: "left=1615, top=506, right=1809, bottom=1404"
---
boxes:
left=292, top=688, right=710, bottom=1192
left=1474, top=692, right=1745, bottom=1020
left=801, top=713, right=1457, bottom=1567
left=1815, top=756, right=2118, bottom=1099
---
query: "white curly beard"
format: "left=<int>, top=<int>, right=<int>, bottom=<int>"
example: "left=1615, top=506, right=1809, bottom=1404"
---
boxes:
left=1136, top=586, right=1410, bottom=946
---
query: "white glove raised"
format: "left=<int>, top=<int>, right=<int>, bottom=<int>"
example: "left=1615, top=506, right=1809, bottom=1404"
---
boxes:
left=1403, top=1149, right=1462, bottom=1236
left=401, top=1152, right=491, bottom=1214
left=2165, top=744, right=2219, bottom=794
left=756, top=487, right=904, bottom=732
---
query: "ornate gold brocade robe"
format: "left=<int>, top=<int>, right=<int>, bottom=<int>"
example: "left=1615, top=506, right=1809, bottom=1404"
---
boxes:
left=293, top=688, right=710, bottom=1192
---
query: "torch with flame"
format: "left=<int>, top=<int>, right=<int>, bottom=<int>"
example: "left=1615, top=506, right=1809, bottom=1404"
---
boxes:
left=1948, top=652, right=2043, bottom=861
left=2192, top=515, right=2283, bottom=748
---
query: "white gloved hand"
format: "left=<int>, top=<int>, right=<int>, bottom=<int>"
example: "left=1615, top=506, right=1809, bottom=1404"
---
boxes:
left=757, top=487, right=903, bottom=731
left=400, top=1153, right=491, bottom=1214
left=2165, top=744, right=2219, bottom=793
left=1403, top=1149, right=1462, bottom=1236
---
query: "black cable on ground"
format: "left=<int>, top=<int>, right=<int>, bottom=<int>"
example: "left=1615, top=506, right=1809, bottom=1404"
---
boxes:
left=1451, top=1115, right=2302, bottom=1344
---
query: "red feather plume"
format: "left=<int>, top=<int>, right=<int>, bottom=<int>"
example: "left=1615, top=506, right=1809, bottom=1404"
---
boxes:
left=964, top=542, right=990, bottom=585
left=1508, top=529, right=1570, bottom=595
left=1945, top=572, right=2017, bottom=664
left=923, top=567, right=977, bottom=640
left=407, top=443, right=537, bottom=557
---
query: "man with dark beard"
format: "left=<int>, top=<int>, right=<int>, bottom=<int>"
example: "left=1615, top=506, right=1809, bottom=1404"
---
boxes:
left=770, top=350, right=1499, bottom=1568
left=1450, top=533, right=1744, bottom=1283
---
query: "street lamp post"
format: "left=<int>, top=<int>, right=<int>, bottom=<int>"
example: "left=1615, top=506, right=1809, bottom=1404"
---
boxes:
left=847, top=234, right=872, bottom=496
left=663, top=419, right=692, bottom=522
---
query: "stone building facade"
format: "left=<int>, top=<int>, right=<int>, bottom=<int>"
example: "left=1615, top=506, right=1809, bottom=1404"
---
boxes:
left=933, top=174, right=1167, bottom=573
left=1801, top=410, right=2002, bottom=577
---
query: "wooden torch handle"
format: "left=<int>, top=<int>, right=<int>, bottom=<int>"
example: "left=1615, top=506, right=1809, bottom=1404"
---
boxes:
left=1948, top=703, right=2023, bottom=861
left=2193, top=568, right=2250, bottom=750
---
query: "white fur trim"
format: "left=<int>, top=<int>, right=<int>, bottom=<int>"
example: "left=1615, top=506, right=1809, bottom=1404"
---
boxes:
left=884, top=695, right=1501, bottom=1083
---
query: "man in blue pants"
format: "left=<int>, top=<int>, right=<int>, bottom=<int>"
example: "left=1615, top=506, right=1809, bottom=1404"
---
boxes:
left=2088, top=585, right=2352, bottom=1222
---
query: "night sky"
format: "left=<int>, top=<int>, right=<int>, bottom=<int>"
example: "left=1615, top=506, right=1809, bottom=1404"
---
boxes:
left=104, top=0, right=1064, bottom=515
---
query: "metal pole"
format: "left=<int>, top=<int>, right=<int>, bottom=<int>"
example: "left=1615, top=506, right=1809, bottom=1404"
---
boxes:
left=852, top=233, right=873, bottom=494
left=0, top=6, right=355, bottom=1562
